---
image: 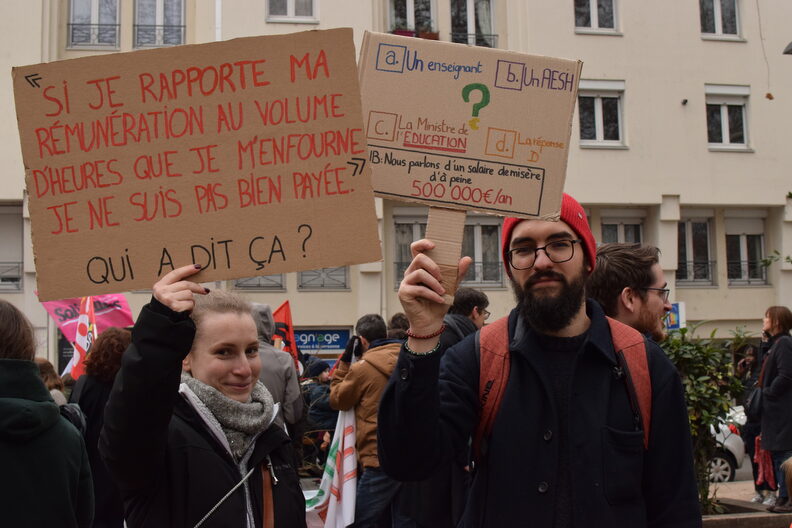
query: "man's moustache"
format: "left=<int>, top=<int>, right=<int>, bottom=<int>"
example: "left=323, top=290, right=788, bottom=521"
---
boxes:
left=524, top=271, right=567, bottom=289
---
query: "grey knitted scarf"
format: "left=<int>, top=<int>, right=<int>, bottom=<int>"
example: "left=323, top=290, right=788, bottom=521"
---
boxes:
left=181, top=372, right=274, bottom=460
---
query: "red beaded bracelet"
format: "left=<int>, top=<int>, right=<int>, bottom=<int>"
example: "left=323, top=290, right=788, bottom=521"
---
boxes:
left=405, top=324, right=446, bottom=340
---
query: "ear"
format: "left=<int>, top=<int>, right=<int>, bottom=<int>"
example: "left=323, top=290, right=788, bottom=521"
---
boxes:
left=618, top=287, right=639, bottom=314
left=182, top=354, right=192, bottom=373
left=469, top=306, right=480, bottom=321
left=359, top=336, right=370, bottom=351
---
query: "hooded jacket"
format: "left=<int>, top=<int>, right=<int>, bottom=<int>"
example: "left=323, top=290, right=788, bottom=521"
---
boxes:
left=330, top=339, right=401, bottom=468
left=0, top=359, right=94, bottom=528
left=252, top=303, right=303, bottom=429
left=99, top=300, right=306, bottom=528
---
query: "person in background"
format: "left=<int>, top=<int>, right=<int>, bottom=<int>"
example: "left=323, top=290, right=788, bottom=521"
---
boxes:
left=35, top=356, right=68, bottom=405
left=100, top=265, right=306, bottom=527
left=736, top=345, right=775, bottom=504
left=388, top=312, right=410, bottom=340
left=759, top=306, right=792, bottom=513
left=0, top=299, right=93, bottom=528
left=330, top=314, right=402, bottom=528
left=70, top=327, right=131, bottom=528
left=251, top=303, right=304, bottom=431
left=586, top=243, right=672, bottom=343
left=303, top=361, right=337, bottom=431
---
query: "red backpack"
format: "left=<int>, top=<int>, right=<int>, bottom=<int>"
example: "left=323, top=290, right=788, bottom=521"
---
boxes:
left=472, top=316, right=652, bottom=461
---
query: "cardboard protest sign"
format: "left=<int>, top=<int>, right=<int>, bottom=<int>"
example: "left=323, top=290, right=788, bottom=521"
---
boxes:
left=13, top=28, right=381, bottom=301
left=359, top=32, right=582, bottom=220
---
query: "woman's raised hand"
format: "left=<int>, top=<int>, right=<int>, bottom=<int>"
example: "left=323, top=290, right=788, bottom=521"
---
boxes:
left=152, top=264, right=209, bottom=313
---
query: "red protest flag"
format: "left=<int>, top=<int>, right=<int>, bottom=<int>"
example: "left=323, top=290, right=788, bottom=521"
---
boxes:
left=272, top=301, right=299, bottom=368
left=63, top=296, right=97, bottom=380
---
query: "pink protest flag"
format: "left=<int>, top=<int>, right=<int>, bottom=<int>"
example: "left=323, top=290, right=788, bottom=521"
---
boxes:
left=41, top=293, right=134, bottom=345
left=62, top=297, right=97, bottom=379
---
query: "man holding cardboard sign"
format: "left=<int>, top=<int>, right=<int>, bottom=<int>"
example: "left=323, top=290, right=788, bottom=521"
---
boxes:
left=377, top=194, right=701, bottom=527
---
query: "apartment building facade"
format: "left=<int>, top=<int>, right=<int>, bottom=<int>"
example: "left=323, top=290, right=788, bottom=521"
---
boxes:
left=1, top=0, right=790, bottom=363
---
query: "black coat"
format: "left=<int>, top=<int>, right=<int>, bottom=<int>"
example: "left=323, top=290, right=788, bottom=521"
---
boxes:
left=760, top=333, right=792, bottom=451
left=100, top=300, right=306, bottom=528
left=71, top=374, right=124, bottom=527
left=0, top=359, right=94, bottom=528
left=394, top=312, right=477, bottom=527
left=378, top=301, right=701, bottom=528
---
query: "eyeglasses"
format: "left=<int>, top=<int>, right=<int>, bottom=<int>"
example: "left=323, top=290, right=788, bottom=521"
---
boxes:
left=481, top=309, right=491, bottom=320
left=638, top=287, right=671, bottom=303
left=506, top=239, right=582, bottom=270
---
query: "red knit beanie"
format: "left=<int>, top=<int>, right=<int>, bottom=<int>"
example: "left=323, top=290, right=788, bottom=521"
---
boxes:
left=501, top=193, right=596, bottom=278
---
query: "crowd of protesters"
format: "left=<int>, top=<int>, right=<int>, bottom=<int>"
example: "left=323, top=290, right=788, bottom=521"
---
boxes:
left=2, top=200, right=791, bottom=527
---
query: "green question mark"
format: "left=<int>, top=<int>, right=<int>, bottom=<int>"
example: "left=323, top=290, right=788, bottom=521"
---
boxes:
left=462, top=83, right=491, bottom=117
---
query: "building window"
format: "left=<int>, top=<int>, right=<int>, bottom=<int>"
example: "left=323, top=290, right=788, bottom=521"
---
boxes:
left=574, top=0, right=616, bottom=31
left=0, top=205, right=23, bottom=291
left=578, top=80, right=624, bottom=147
left=234, top=274, right=285, bottom=290
left=601, top=220, right=641, bottom=244
left=725, top=217, right=766, bottom=285
left=267, top=0, right=318, bottom=23
left=68, top=0, right=119, bottom=48
left=451, top=0, right=497, bottom=47
left=700, top=0, right=739, bottom=37
left=134, top=0, right=184, bottom=48
left=677, top=218, right=714, bottom=284
left=461, top=222, right=502, bottom=285
left=705, top=85, right=749, bottom=149
left=394, top=219, right=427, bottom=282
left=394, top=213, right=501, bottom=287
left=298, top=267, right=348, bottom=289
left=391, top=0, right=435, bottom=34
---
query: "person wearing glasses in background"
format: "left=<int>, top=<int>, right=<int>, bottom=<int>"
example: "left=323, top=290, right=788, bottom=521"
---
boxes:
left=586, top=243, right=673, bottom=343
left=378, top=194, right=700, bottom=527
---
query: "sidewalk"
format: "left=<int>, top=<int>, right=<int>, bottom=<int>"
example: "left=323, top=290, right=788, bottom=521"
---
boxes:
left=711, top=480, right=762, bottom=503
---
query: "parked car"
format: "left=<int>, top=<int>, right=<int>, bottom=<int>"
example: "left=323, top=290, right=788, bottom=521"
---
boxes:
left=709, top=406, right=746, bottom=483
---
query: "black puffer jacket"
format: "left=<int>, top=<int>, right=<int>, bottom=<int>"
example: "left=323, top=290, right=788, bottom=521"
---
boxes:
left=100, top=300, right=306, bottom=528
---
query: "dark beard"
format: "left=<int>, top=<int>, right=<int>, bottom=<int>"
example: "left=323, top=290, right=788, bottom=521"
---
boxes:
left=512, top=270, right=587, bottom=334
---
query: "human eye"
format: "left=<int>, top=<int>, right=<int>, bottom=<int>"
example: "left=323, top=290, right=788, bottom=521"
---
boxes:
left=214, top=348, right=231, bottom=357
left=246, top=347, right=259, bottom=357
left=549, top=240, right=573, bottom=250
left=512, top=246, right=535, bottom=256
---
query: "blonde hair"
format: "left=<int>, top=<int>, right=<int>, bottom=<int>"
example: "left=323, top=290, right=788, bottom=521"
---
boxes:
left=190, top=290, right=253, bottom=340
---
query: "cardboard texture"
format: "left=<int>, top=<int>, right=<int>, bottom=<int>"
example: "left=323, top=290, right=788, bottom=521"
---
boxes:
left=13, top=28, right=381, bottom=301
left=424, top=207, right=467, bottom=302
left=359, top=31, right=581, bottom=220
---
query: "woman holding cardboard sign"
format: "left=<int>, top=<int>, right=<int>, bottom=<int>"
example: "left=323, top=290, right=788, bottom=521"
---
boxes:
left=99, top=264, right=306, bottom=528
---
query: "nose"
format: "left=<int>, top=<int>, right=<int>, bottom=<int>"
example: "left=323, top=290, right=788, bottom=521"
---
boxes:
left=231, top=354, right=253, bottom=378
left=663, top=297, right=673, bottom=312
left=532, top=248, right=554, bottom=270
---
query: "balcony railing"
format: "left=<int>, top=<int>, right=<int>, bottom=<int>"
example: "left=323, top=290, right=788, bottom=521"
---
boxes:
left=68, top=23, right=120, bottom=47
left=396, top=260, right=502, bottom=287
left=0, top=262, right=22, bottom=291
left=727, top=260, right=767, bottom=285
left=450, top=32, right=498, bottom=48
left=676, top=260, right=716, bottom=285
left=298, top=267, right=348, bottom=290
left=134, top=24, right=185, bottom=48
left=234, top=274, right=284, bottom=290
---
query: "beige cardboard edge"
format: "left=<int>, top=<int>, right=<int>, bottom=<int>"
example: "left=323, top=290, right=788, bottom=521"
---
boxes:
left=424, top=206, right=467, bottom=303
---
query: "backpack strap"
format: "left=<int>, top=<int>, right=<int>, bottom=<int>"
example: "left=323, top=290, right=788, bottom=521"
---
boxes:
left=606, top=317, right=652, bottom=449
left=473, top=316, right=510, bottom=462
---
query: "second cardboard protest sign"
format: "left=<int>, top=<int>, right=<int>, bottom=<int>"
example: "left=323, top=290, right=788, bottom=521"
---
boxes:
left=359, top=32, right=582, bottom=219
left=14, top=28, right=381, bottom=301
